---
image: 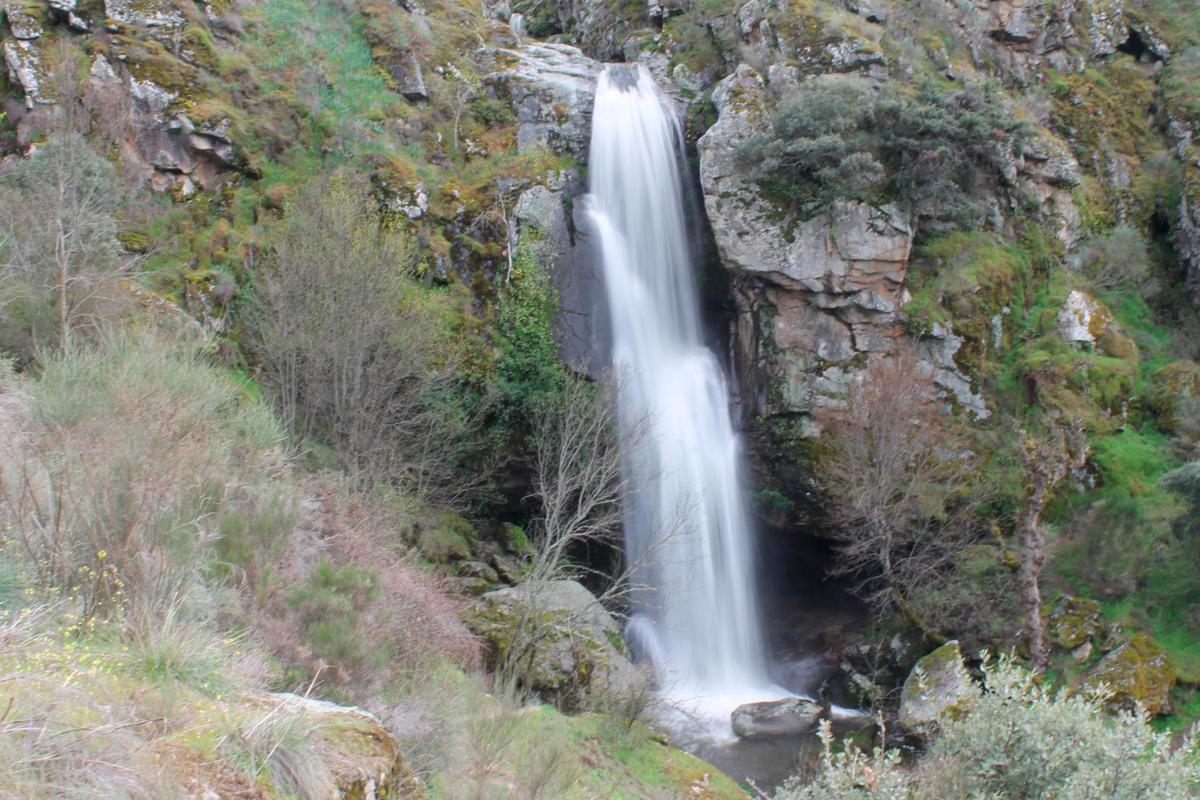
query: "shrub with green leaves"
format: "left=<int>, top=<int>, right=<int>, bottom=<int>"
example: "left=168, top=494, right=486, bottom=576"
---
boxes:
left=779, top=656, right=1200, bottom=800
left=737, top=75, right=1028, bottom=230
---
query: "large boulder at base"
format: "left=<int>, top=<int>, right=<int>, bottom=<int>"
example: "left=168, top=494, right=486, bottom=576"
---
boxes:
left=898, top=641, right=975, bottom=732
left=731, top=696, right=822, bottom=739
left=1044, top=595, right=1102, bottom=650
left=467, top=580, right=645, bottom=708
left=1082, top=633, right=1176, bottom=716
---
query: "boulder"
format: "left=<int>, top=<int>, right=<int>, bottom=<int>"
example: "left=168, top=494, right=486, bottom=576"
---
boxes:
left=4, top=0, right=43, bottom=39
left=467, top=580, right=644, bottom=708
left=254, top=693, right=426, bottom=799
left=1044, top=595, right=1102, bottom=650
left=731, top=696, right=822, bottom=739
left=898, top=641, right=975, bottom=732
left=1082, top=633, right=1176, bottom=716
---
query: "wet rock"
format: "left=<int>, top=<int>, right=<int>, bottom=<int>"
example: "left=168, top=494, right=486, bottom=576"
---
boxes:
left=1044, top=595, right=1102, bottom=650
left=467, top=580, right=644, bottom=708
left=1057, top=290, right=1112, bottom=345
left=1082, top=633, right=1176, bottom=716
left=898, top=641, right=975, bottom=732
left=515, top=180, right=608, bottom=376
left=731, top=696, right=822, bottom=739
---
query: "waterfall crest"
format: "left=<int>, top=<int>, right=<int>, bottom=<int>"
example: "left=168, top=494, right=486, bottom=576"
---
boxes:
left=586, top=64, right=772, bottom=713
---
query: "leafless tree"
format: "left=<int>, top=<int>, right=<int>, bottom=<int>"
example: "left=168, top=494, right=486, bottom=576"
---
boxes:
left=1011, top=419, right=1088, bottom=670
left=246, top=173, right=485, bottom=505
left=817, top=354, right=986, bottom=643
left=0, top=132, right=129, bottom=356
left=490, top=373, right=665, bottom=711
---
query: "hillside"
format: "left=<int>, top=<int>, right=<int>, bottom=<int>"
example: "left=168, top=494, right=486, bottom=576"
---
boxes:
left=4, top=0, right=1200, bottom=797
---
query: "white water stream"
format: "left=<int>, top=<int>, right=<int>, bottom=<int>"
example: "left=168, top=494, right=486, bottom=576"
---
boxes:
left=586, top=64, right=781, bottom=731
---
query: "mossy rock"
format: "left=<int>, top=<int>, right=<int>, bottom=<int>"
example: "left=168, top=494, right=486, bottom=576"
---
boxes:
left=1148, top=360, right=1200, bottom=434
left=898, top=640, right=975, bottom=732
left=1044, top=595, right=1102, bottom=650
left=415, top=509, right=478, bottom=564
left=1082, top=633, right=1177, bottom=716
left=464, top=581, right=642, bottom=710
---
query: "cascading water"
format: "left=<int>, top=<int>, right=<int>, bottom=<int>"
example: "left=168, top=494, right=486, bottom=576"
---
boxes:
left=586, top=63, right=776, bottom=724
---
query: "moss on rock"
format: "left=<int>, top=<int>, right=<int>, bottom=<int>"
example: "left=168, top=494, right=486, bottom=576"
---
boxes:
left=1082, top=632, right=1176, bottom=716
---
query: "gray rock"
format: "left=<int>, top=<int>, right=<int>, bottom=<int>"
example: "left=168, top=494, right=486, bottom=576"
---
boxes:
left=1175, top=197, right=1200, bottom=309
left=467, top=580, right=644, bottom=707
left=4, top=40, right=49, bottom=107
left=898, top=641, right=975, bottom=732
left=4, top=0, right=43, bottom=39
left=731, top=696, right=822, bottom=739
left=1057, top=290, right=1109, bottom=345
left=104, top=0, right=184, bottom=29
left=516, top=181, right=608, bottom=376
left=484, top=43, right=600, bottom=160
left=391, top=52, right=428, bottom=102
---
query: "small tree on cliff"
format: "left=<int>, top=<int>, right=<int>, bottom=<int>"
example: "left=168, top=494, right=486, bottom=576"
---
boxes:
left=817, top=354, right=986, bottom=642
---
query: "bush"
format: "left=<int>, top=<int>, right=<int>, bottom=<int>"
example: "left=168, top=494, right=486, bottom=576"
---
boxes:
left=489, top=244, right=565, bottom=437
left=737, top=75, right=1028, bottom=230
left=246, top=172, right=484, bottom=505
left=1078, top=224, right=1152, bottom=290
left=0, top=330, right=286, bottom=620
left=0, top=133, right=129, bottom=360
left=778, top=656, right=1200, bottom=800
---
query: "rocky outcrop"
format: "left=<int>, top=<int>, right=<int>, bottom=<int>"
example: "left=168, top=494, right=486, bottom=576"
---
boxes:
left=698, top=64, right=987, bottom=429
left=1057, top=290, right=1112, bottom=345
left=731, top=696, right=822, bottom=739
left=1082, top=633, right=1176, bottom=716
left=466, top=580, right=647, bottom=709
left=1176, top=197, right=1200, bottom=309
left=104, top=0, right=185, bottom=33
left=3, top=39, right=50, bottom=107
left=898, top=641, right=975, bottom=732
left=484, top=43, right=600, bottom=160
left=514, top=180, right=608, bottom=374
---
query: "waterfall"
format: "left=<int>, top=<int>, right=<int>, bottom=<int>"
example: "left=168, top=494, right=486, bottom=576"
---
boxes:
left=586, top=64, right=773, bottom=717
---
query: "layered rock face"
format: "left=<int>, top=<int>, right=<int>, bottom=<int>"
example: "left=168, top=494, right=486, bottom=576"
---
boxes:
left=698, top=64, right=989, bottom=430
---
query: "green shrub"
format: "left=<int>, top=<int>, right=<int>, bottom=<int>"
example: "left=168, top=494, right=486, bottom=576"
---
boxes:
left=288, top=561, right=383, bottom=671
left=781, top=656, right=1200, bottom=799
left=737, top=75, right=1029, bottom=230
left=489, top=244, right=565, bottom=435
